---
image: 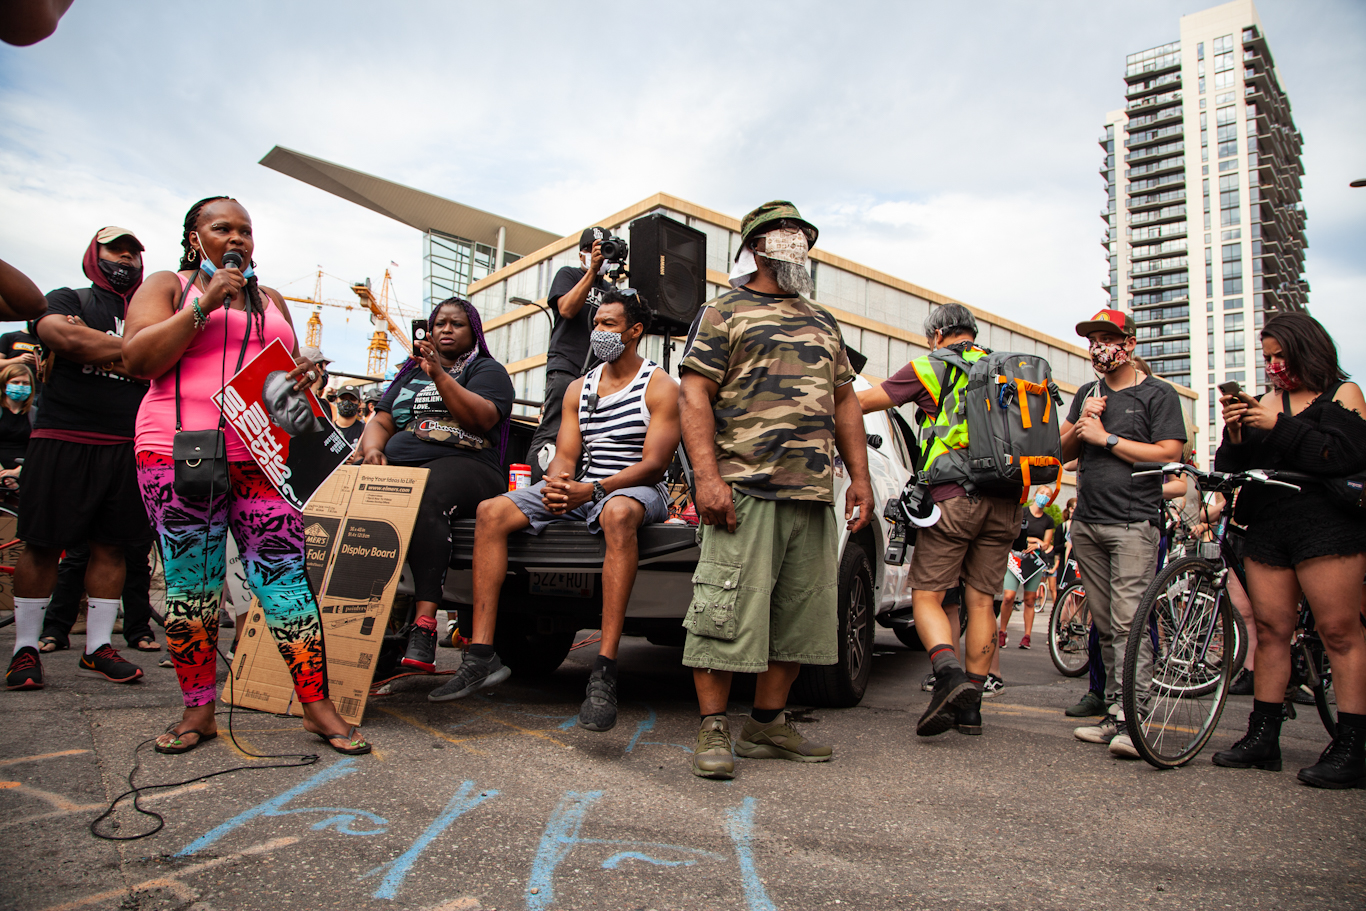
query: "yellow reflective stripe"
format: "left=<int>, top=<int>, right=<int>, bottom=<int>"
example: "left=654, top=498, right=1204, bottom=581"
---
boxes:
left=912, top=358, right=940, bottom=407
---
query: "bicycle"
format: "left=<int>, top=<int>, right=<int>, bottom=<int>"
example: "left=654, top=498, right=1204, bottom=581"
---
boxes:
left=1047, top=558, right=1090, bottom=678
left=1121, top=462, right=1318, bottom=769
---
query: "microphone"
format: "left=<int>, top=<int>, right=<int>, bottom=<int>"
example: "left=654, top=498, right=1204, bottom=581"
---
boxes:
left=221, top=250, right=243, bottom=305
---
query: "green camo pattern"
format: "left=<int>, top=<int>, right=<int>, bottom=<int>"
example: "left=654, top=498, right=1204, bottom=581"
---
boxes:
left=680, top=287, right=854, bottom=502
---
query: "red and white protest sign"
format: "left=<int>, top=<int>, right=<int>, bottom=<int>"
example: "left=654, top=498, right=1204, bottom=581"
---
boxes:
left=214, top=339, right=354, bottom=511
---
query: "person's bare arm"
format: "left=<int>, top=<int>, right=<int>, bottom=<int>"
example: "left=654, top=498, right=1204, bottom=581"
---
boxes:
left=679, top=369, right=734, bottom=532
left=1060, top=419, right=1082, bottom=463
left=834, top=381, right=874, bottom=532
left=124, top=270, right=230, bottom=379
left=858, top=384, right=895, bottom=414
left=0, top=0, right=74, bottom=46
left=35, top=312, right=123, bottom=365
left=555, top=242, right=603, bottom=320
left=1162, top=477, right=1187, bottom=500
left=605, top=371, right=681, bottom=490
left=359, top=411, right=396, bottom=465
left=419, top=342, right=500, bottom=432
left=0, top=258, right=47, bottom=319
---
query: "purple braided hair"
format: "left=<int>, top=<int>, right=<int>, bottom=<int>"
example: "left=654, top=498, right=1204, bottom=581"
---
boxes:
left=385, top=297, right=509, bottom=459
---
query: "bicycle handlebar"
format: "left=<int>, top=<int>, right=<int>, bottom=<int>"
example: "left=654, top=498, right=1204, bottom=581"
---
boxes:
left=1131, top=461, right=1308, bottom=493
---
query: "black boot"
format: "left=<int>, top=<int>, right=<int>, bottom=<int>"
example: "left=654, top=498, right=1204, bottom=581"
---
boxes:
left=1212, top=708, right=1282, bottom=771
left=955, top=688, right=983, bottom=736
left=1297, top=718, right=1366, bottom=790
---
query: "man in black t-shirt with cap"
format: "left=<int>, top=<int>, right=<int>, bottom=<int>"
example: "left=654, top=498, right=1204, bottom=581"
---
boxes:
left=525, top=227, right=614, bottom=482
left=7, top=227, right=157, bottom=691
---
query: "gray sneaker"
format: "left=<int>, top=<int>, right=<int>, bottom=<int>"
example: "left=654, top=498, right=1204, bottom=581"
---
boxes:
left=920, top=672, right=936, bottom=693
left=401, top=625, right=437, bottom=673
left=692, top=715, right=735, bottom=779
left=1065, top=690, right=1106, bottom=717
left=577, top=669, right=618, bottom=732
left=734, top=712, right=832, bottom=762
left=1074, top=706, right=1121, bottom=744
left=428, top=652, right=510, bottom=702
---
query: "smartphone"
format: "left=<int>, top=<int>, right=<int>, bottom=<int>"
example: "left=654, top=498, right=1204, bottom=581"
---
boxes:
left=411, top=319, right=428, bottom=346
left=1217, top=380, right=1242, bottom=397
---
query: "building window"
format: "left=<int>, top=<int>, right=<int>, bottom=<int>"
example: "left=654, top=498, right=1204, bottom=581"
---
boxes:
left=1225, top=349, right=1245, bottom=368
left=1224, top=296, right=1243, bottom=311
left=1219, top=173, right=1241, bottom=227
left=1224, top=313, right=1244, bottom=330
left=1222, top=242, right=1243, bottom=294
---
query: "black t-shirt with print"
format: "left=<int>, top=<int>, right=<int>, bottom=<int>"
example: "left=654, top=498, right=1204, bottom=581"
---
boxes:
left=1067, top=376, right=1187, bottom=526
left=35, top=286, right=147, bottom=437
left=0, top=329, right=40, bottom=362
left=545, top=266, right=611, bottom=377
left=377, top=355, right=514, bottom=470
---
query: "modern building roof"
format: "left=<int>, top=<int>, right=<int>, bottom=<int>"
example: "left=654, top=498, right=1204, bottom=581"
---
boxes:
left=258, top=146, right=561, bottom=255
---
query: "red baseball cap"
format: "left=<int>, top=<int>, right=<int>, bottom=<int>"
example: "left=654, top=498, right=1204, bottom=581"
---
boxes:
left=1076, top=308, right=1135, bottom=338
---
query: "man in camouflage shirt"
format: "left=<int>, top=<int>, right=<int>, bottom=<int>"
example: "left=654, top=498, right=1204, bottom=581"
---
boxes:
left=678, top=200, right=874, bottom=780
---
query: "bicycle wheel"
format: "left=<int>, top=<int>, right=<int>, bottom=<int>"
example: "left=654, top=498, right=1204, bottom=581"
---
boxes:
left=1303, top=637, right=1336, bottom=738
left=147, top=543, right=167, bottom=627
left=1048, top=581, right=1090, bottom=677
left=1124, top=556, right=1236, bottom=768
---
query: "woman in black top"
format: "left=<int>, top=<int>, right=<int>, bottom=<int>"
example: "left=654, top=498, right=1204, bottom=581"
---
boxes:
left=0, top=363, right=34, bottom=488
left=1212, top=312, right=1366, bottom=789
left=359, top=297, right=514, bottom=675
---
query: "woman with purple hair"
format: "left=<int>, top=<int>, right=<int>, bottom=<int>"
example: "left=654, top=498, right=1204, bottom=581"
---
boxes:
left=358, top=297, right=514, bottom=673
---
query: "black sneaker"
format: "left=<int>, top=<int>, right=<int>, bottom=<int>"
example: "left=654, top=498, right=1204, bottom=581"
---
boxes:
left=6, top=646, right=43, bottom=690
left=916, top=667, right=976, bottom=737
left=401, top=625, right=438, bottom=673
left=577, top=668, right=618, bottom=732
left=428, top=652, right=510, bottom=702
left=77, top=644, right=144, bottom=684
left=1229, top=668, right=1255, bottom=696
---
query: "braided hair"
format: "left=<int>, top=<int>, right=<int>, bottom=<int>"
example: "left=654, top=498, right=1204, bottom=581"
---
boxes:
left=179, top=196, right=266, bottom=342
left=387, top=297, right=508, bottom=459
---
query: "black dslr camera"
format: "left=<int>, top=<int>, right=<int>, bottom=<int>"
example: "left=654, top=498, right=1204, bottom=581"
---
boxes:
left=598, top=233, right=629, bottom=265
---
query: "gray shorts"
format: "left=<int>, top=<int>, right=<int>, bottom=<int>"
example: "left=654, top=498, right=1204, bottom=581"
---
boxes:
left=502, top=479, right=670, bottom=534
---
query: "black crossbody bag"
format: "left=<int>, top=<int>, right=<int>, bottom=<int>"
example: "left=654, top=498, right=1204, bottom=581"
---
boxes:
left=171, top=277, right=252, bottom=498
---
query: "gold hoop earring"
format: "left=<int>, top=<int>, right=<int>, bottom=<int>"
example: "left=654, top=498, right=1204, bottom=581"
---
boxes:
left=188, top=247, right=199, bottom=262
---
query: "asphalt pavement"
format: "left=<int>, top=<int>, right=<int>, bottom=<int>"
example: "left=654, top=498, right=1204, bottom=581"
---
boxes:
left=1, top=606, right=1362, bottom=911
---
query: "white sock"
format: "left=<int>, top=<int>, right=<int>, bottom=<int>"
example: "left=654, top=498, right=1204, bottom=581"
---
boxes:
left=85, top=598, right=121, bottom=653
left=12, top=597, right=48, bottom=655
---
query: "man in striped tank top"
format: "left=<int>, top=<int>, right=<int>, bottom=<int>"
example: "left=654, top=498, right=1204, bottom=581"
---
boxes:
left=431, top=290, right=681, bottom=733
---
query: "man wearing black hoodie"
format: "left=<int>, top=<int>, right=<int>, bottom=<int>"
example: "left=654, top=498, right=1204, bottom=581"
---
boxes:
left=5, top=228, right=155, bottom=691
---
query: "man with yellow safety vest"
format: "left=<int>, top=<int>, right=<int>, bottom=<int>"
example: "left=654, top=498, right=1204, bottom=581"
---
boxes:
left=860, top=302, right=1023, bottom=738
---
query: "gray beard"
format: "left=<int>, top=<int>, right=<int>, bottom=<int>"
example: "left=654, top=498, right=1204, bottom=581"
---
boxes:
left=771, top=259, right=814, bottom=296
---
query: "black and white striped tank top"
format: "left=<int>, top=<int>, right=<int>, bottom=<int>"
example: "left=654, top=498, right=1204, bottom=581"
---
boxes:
left=578, top=359, right=659, bottom=483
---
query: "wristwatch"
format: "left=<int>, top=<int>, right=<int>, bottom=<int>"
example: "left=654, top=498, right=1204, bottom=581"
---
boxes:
left=592, top=481, right=607, bottom=503
left=1105, top=434, right=1119, bottom=451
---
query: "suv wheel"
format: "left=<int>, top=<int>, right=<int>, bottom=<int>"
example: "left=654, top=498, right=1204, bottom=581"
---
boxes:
left=792, top=542, right=875, bottom=708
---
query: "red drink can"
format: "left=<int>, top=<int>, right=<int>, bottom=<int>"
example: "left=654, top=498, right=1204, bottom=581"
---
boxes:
left=508, top=463, right=532, bottom=491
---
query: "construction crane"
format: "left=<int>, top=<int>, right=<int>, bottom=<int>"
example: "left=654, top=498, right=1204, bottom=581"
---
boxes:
left=280, top=268, right=417, bottom=376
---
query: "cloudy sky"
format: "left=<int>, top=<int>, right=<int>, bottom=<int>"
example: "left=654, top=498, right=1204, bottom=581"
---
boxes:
left=2, top=0, right=1362, bottom=379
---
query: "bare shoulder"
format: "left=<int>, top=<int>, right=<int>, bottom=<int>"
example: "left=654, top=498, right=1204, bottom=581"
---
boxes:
left=647, top=365, right=679, bottom=391
left=1333, top=381, right=1366, bottom=415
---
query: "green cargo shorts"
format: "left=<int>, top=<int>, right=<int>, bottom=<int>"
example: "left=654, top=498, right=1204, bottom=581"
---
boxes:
left=681, top=491, right=839, bottom=673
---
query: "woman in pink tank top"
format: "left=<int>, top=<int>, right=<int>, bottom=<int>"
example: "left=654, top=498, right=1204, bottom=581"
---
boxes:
left=124, top=196, right=370, bottom=756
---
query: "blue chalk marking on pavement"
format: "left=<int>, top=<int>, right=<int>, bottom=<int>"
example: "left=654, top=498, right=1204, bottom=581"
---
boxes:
left=726, top=797, right=777, bottom=911
left=366, top=781, right=499, bottom=900
left=289, top=807, right=388, bottom=835
left=526, top=790, right=603, bottom=911
left=177, top=759, right=383, bottom=857
left=601, top=851, right=696, bottom=870
left=625, top=707, right=656, bottom=752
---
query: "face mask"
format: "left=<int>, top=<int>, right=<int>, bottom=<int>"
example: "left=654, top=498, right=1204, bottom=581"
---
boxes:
left=757, top=227, right=809, bottom=265
left=590, top=329, right=626, bottom=363
left=336, top=400, right=359, bottom=418
left=194, top=236, right=255, bottom=280
left=1266, top=360, right=1301, bottom=391
left=5, top=383, right=30, bottom=403
left=1034, top=492, right=1050, bottom=508
left=1089, top=340, right=1130, bottom=374
left=97, top=259, right=142, bottom=292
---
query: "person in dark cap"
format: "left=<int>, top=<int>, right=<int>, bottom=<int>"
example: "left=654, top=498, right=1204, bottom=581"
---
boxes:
left=525, top=227, right=615, bottom=482
left=332, top=385, right=365, bottom=446
left=6, top=227, right=155, bottom=691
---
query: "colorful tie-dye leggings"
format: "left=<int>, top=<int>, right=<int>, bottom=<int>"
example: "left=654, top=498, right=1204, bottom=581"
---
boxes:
left=136, top=452, right=327, bottom=708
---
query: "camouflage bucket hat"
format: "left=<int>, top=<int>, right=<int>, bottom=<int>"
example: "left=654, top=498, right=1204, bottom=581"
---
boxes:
left=737, top=201, right=819, bottom=261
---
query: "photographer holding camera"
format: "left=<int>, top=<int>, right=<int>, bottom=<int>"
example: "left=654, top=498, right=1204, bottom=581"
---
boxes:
left=526, top=226, right=621, bottom=482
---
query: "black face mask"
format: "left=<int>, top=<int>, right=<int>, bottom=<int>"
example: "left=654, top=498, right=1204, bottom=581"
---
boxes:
left=336, top=401, right=359, bottom=419
left=97, top=259, right=141, bottom=293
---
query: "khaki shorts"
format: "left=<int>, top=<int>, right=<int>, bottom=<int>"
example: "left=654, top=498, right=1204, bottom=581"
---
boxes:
left=682, top=492, right=838, bottom=673
left=910, top=494, right=1021, bottom=596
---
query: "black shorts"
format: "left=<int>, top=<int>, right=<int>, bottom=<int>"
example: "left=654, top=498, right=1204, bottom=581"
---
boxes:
left=1242, top=491, right=1366, bottom=569
left=17, top=437, right=154, bottom=549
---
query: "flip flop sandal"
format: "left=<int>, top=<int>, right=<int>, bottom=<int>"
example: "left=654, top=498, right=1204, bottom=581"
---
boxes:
left=130, top=635, right=162, bottom=652
left=154, top=726, right=218, bottom=755
left=38, top=636, right=67, bottom=653
left=317, top=726, right=372, bottom=756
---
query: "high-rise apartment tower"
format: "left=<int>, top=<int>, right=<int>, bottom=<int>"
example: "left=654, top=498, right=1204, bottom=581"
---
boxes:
left=1100, top=0, right=1306, bottom=463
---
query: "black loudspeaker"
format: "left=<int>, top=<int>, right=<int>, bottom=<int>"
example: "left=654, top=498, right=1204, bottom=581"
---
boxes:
left=628, top=213, right=707, bottom=335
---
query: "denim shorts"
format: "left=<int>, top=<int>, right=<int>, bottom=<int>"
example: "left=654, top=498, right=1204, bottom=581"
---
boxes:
left=502, top=479, right=669, bottom=534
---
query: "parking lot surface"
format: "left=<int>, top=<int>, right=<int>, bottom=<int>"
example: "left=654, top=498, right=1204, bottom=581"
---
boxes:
left=1, top=611, right=1362, bottom=911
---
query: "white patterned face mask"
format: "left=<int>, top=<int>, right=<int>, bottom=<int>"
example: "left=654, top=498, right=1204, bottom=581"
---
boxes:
left=590, top=329, right=626, bottom=362
left=757, top=227, right=809, bottom=265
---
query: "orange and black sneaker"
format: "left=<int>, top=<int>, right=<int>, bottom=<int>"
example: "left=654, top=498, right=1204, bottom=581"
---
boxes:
left=77, top=644, right=143, bottom=684
left=6, top=646, right=43, bottom=690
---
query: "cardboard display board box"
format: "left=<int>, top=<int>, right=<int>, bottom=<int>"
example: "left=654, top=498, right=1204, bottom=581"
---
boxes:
left=225, top=464, right=429, bottom=726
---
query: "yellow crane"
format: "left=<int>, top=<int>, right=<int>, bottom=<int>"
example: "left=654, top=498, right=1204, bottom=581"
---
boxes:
left=280, top=268, right=417, bottom=376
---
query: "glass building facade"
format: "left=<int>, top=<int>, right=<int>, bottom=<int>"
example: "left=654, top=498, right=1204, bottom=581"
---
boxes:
left=422, top=230, right=522, bottom=307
